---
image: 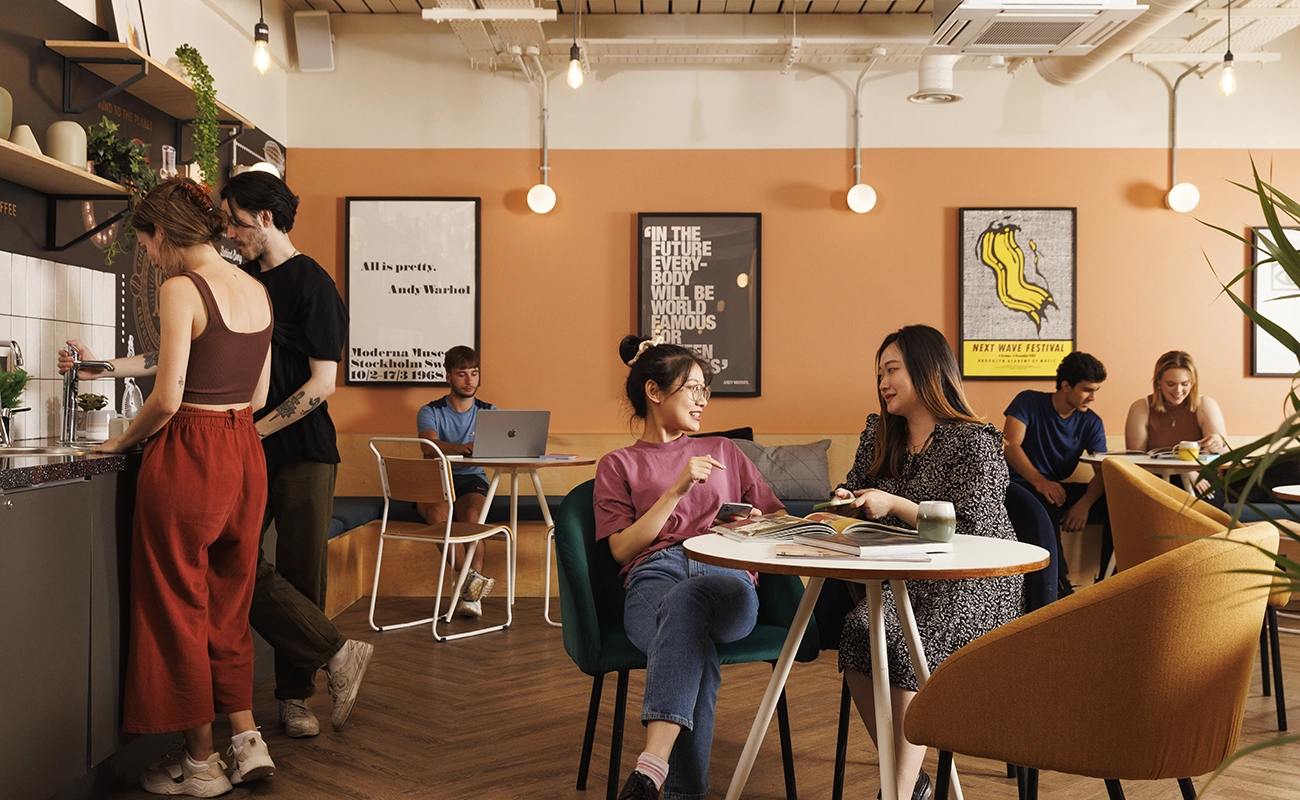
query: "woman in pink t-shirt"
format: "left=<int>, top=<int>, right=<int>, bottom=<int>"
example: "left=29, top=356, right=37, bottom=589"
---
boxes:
left=594, top=335, right=781, bottom=800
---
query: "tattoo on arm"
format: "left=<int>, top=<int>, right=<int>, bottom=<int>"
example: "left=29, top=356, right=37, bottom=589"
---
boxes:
left=143, top=352, right=159, bottom=369
left=308, top=397, right=322, bottom=412
left=273, top=391, right=305, bottom=420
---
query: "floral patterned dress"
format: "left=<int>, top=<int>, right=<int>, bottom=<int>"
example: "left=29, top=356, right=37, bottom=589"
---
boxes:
left=837, top=415, right=1023, bottom=691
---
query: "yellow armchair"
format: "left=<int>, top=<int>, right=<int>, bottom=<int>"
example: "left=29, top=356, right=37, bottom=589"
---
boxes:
left=904, top=524, right=1279, bottom=800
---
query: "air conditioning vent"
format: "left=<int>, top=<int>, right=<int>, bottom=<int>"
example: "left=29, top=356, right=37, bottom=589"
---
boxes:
left=929, top=0, right=1146, bottom=56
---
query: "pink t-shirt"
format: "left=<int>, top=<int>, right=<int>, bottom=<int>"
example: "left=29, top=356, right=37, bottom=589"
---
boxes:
left=594, top=435, right=782, bottom=582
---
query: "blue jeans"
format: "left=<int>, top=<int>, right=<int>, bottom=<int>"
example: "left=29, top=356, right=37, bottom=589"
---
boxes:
left=623, top=544, right=759, bottom=800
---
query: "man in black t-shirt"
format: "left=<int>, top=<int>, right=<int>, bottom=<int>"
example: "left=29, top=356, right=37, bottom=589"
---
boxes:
left=222, top=172, right=373, bottom=739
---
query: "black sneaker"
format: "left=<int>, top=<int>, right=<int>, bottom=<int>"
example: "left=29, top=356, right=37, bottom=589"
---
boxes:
left=1057, top=576, right=1075, bottom=598
left=876, top=771, right=932, bottom=800
left=616, top=770, right=660, bottom=800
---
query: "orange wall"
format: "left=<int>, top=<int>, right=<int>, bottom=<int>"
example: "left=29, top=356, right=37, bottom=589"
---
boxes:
left=286, top=147, right=1298, bottom=440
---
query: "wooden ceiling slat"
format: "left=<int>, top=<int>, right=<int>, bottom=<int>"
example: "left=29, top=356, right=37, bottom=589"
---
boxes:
left=807, top=0, right=838, bottom=11
left=725, top=0, right=753, bottom=11
left=588, top=0, right=617, bottom=10
left=750, top=0, right=781, bottom=10
left=698, top=0, right=727, bottom=10
left=672, top=0, right=700, bottom=10
left=643, top=0, right=672, bottom=12
left=333, top=0, right=373, bottom=12
left=861, top=0, right=892, bottom=11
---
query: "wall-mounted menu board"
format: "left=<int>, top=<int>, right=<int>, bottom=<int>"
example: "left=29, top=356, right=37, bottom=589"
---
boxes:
left=345, top=197, right=480, bottom=386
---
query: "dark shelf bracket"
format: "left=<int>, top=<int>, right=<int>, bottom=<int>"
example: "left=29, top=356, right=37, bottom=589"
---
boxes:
left=61, top=56, right=147, bottom=115
left=47, top=195, right=129, bottom=252
left=174, top=121, right=245, bottom=169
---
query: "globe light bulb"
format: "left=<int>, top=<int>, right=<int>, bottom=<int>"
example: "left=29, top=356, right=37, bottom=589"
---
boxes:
left=1219, top=60, right=1237, bottom=97
left=847, top=183, right=877, bottom=214
left=567, top=44, right=584, bottom=89
left=527, top=184, right=556, bottom=214
left=253, top=21, right=271, bottom=74
left=1165, top=182, right=1200, bottom=213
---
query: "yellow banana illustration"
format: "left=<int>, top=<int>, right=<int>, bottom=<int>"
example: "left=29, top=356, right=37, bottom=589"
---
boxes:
left=977, top=222, right=1058, bottom=331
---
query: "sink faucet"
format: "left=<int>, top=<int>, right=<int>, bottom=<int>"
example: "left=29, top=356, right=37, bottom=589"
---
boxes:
left=61, top=344, right=115, bottom=445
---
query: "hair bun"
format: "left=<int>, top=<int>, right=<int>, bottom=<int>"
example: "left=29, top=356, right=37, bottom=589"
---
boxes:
left=619, top=335, right=646, bottom=366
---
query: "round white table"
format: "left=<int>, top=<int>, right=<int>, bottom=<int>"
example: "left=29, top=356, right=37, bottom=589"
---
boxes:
left=1271, top=484, right=1300, bottom=503
left=461, top=456, right=596, bottom=625
left=684, top=533, right=1049, bottom=800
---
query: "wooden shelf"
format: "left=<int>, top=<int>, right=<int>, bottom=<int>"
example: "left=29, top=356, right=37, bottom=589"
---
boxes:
left=0, top=138, right=126, bottom=197
left=45, top=40, right=256, bottom=129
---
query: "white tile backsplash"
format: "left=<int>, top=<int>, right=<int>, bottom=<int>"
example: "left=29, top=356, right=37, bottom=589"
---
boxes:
left=3, top=250, right=120, bottom=441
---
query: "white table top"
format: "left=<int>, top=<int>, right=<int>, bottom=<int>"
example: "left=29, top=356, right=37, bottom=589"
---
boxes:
left=1271, top=484, right=1300, bottom=503
left=1079, top=452, right=1214, bottom=472
left=457, top=456, right=596, bottom=468
left=683, top=533, right=1049, bottom=581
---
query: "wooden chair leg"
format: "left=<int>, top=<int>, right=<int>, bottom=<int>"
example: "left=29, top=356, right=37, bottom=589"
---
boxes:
left=776, top=687, right=797, bottom=800
left=577, top=674, right=604, bottom=790
left=1268, top=606, right=1288, bottom=731
left=1178, top=778, right=1197, bottom=800
left=1104, top=779, right=1126, bottom=800
left=934, top=750, right=953, bottom=800
left=833, top=677, right=850, bottom=800
left=1261, top=617, right=1273, bottom=696
left=607, top=671, right=630, bottom=800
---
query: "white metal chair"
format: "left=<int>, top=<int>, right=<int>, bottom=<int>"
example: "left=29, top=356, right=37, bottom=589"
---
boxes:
left=367, top=437, right=515, bottom=641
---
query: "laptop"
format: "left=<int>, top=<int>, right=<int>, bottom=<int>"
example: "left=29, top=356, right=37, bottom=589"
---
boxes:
left=471, top=410, right=550, bottom=459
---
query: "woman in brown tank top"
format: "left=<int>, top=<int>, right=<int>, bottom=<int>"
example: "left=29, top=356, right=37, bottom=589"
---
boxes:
left=1125, top=351, right=1228, bottom=493
left=83, top=179, right=277, bottom=795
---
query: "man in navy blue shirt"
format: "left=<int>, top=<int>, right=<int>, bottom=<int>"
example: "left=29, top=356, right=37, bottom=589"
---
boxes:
left=1004, top=352, right=1111, bottom=597
left=416, top=346, right=498, bottom=617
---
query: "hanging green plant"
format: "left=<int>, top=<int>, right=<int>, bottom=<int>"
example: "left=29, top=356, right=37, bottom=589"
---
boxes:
left=175, top=44, right=220, bottom=185
left=86, top=115, right=157, bottom=265
left=0, top=368, right=29, bottom=410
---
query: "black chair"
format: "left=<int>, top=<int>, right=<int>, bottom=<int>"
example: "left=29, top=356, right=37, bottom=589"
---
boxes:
left=827, top=484, right=1059, bottom=799
left=552, top=480, right=820, bottom=800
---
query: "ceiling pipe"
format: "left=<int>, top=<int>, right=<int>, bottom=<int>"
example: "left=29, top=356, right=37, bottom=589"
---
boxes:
left=909, top=54, right=963, bottom=104
left=1165, top=65, right=1204, bottom=212
left=848, top=51, right=883, bottom=213
left=512, top=46, right=556, bottom=214
left=1035, top=0, right=1203, bottom=86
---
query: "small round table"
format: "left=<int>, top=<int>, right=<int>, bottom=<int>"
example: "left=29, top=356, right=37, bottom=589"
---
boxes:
left=684, top=533, right=1049, bottom=800
left=1271, top=484, right=1300, bottom=502
left=461, top=456, right=596, bottom=625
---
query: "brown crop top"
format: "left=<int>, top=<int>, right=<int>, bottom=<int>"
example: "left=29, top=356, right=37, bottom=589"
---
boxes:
left=178, top=271, right=274, bottom=405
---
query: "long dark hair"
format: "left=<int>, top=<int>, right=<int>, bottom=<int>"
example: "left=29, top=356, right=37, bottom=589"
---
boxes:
left=618, top=334, right=711, bottom=421
left=870, top=325, right=983, bottom=479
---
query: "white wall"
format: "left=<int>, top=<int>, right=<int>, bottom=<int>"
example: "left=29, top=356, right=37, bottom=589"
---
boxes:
left=286, top=13, right=1300, bottom=151
left=55, top=0, right=95, bottom=23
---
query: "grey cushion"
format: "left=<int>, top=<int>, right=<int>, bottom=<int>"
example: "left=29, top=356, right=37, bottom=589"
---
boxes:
left=733, top=439, right=832, bottom=501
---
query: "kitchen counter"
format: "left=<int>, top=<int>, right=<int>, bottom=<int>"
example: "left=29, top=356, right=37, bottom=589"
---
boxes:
left=0, top=446, right=129, bottom=491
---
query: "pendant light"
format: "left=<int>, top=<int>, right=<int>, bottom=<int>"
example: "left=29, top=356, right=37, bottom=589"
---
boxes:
left=566, top=2, right=584, bottom=89
left=253, top=0, right=271, bottom=74
left=1219, top=0, right=1236, bottom=96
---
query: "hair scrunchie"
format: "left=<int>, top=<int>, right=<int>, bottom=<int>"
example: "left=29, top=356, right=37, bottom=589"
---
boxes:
left=626, top=331, right=665, bottom=366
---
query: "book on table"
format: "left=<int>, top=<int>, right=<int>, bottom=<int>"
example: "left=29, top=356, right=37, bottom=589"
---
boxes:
left=710, top=511, right=951, bottom=556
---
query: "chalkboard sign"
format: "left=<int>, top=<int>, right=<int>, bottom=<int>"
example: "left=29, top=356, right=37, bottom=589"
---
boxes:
left=345, top=197, right=480, bottom=386
left=637, top=213, right=761, bottom=397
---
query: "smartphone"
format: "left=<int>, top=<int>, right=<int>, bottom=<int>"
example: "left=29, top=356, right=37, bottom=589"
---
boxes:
left=811, top=496, right=854, bottom=511
left=717, top=502, right=754, bottom=521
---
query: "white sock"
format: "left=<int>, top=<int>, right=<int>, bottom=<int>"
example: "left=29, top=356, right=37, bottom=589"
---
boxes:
left=186, top=754, right=210, bottom=770
left=230, top=730, right=257, bottom=751
left=327, top=642, right=350, bottom=673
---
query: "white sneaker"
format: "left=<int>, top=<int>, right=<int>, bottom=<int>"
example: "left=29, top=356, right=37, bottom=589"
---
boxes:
left=226, top=731, right=275, bottom=785
left=326, top=639, right=375, bottom=731
left=279, top=698, right=320, bottom=738
left=464, top=570, right=496, bottom=602
left=456, top=598, right=483, bottom=618
left=139, top=747, right=232, bottom=797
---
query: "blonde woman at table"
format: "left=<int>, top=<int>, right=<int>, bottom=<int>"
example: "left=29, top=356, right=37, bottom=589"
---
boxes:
left=593, top=334, right=782, bottom=800
left=831, top=325, right=1022, bottom=800
left=1125, top=350, right=1228, bottom=495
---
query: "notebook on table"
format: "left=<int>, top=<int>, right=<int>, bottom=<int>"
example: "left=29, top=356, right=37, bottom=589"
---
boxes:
left=471, top=410, right=550, bottom=459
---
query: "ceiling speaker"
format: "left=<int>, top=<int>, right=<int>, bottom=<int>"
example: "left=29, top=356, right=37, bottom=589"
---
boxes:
left=294, top=11, right=334, bottom=73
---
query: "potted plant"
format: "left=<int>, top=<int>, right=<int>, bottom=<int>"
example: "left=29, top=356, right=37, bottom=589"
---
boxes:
left=0, top=367, right=29, bottom=444
left=76, top=392, right=110, bottom=441
left=175, top=44, right=219, bottom=185
left=86, top=115, right=157, bottom=265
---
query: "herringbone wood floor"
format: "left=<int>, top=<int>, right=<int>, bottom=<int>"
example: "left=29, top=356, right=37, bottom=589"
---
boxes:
left=110, top=597, right=1300, bottom=800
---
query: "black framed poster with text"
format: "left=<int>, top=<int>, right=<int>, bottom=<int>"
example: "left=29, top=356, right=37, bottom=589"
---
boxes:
left=345, top=197, right=480, bottom=386
left=637, top=213, right=761, bottom=397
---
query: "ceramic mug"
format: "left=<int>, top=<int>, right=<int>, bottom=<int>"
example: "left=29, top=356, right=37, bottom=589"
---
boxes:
left=86, top=409, right=110, bottom=441
left=1173, top=440, right=1201, bottom=462
left=917, top=500, right=957, bottom=543
left=108, top=415, right=131, bottom=440
left=45, top=121, right=87, bottom=168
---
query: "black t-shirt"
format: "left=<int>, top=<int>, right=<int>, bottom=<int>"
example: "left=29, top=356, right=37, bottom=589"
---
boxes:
left=242, top=254, right=348, bottom=466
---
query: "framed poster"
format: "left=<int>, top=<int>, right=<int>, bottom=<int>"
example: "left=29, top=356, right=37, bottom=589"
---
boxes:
left=637, top=213, right=761, bottom=397
left=345, top=197, right=480, bottom=386
left=112, top=0, right=150, bottom=55
left=1250, top=226, right=1300, bottom=377
left=959, top=208, right=1077, bottom=379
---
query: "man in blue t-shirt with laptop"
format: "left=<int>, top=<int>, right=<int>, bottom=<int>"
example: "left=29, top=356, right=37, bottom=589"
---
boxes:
left=416, top=345, right=498, bottom=618
left=1003, top=351, right=1111, bottom=597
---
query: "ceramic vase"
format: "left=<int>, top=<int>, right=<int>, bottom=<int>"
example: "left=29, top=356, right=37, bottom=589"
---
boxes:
left=0, top=86, right=12, bottom=140
left=10, top=124, right=41, bottom=155
left=45, top=121, right=87, bottom=168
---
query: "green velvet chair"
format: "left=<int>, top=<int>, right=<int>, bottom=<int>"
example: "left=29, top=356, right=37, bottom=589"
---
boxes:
left=554, top=480, right=820, bottom=800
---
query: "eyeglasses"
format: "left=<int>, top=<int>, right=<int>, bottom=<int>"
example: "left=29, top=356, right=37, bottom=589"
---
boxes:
left=680, top=383, right=711, bottom=403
